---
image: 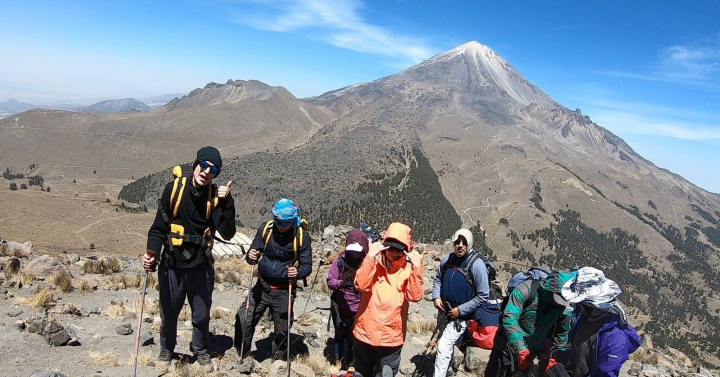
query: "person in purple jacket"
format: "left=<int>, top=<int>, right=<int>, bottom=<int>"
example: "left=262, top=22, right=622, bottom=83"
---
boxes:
left=326, top=229, right=369, bottom=370
left=550, top=267, right=642, bottom=377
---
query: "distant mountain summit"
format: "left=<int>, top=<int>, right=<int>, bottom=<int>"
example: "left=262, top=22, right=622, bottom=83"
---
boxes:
left=80, top=98, right=150, bottom=113
left=166, top=79, right=295, bottom=110
left=0, top=98, right=37, bottom=114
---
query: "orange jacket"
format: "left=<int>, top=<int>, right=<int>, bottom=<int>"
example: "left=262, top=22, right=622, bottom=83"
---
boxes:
left=352, top=222, right=424, bottom=347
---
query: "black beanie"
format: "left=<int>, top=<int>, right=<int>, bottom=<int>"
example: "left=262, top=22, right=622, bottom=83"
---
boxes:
left=194, top=146, right=222, bottom=170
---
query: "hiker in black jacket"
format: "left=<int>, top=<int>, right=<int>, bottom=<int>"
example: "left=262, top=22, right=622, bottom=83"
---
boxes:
left=234, top=198, right=312, bottom=360
left=143, top=146, right=236, bottom=371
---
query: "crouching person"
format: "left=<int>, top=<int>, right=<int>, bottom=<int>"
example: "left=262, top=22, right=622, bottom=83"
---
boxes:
left=352, top=222, right=424, bottom=377
left=143, top=146, right=236, bottom=371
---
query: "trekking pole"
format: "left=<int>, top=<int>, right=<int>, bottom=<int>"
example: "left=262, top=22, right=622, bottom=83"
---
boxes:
left=239, top=264, right=255, bottom=362
left=287, top=279, right=294, bottom=377
left=302, top=258, right=325, bottom=314
left=133, top=264, right=150, bottom=377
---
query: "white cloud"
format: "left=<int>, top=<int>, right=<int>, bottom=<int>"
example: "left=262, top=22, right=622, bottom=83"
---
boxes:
left=601, top=33, right=720, bottom=88
left=579, top=98, right=720, bottom=141
left=227, top=0, right=435, bottom=65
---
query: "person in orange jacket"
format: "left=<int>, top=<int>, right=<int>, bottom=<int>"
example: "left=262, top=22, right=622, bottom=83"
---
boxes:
left=352, top=222, right=425, bottom=377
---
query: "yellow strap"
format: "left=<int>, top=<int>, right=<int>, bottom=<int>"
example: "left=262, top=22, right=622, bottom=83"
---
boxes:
left=262, top=220, right=273, bottom=248
left=171, top=177, right=187, bottom=218
left=205, top=185, right=213, bottom=220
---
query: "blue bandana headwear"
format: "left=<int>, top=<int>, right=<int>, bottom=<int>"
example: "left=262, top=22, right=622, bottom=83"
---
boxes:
left=272, top=198, right=301, bottom=228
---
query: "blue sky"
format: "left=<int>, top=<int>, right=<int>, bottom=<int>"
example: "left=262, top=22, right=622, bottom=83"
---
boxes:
left=0, top=0, right=718, bottom=193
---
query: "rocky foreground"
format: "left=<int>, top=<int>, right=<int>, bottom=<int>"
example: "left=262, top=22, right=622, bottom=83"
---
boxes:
left=0, top=227, right=717, bottom=377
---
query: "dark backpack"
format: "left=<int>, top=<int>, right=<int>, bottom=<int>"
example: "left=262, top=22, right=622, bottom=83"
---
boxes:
left=501, top=267, right=551, bottom=310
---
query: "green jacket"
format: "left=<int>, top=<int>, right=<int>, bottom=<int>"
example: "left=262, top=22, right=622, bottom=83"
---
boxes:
left=502, top=271, right=574, bottom=355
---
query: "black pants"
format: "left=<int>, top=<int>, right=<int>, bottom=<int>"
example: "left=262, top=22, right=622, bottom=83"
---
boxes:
left=234, top=281, right=295, bottom=359
left=330, top=302, right=356, bottom=368
left=159, top=260, right=214, bottom=355
left=353, top=338, right=402, bottom=377
left=485, top=327, right=514, bottom=377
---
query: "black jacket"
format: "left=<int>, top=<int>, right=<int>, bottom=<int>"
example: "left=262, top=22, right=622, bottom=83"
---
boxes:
left=147, top=180, right=236, bottom=268
left=246, top=223, right=312, bottom=287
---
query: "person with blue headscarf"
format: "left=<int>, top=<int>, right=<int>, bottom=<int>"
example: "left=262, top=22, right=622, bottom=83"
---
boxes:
left=234, top=198, right=313, bottom=361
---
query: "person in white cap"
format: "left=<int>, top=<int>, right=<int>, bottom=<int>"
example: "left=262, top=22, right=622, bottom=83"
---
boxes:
left=432, top=228, right=491, bottom=377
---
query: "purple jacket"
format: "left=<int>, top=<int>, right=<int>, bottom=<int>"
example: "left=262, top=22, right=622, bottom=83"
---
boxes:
left=592, top=317, right=642, bottom=377
left=326, top=252, right=361, bottom=315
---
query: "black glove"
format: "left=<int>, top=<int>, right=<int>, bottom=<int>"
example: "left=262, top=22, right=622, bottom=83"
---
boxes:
left=343, top=281, right=354, bottom=288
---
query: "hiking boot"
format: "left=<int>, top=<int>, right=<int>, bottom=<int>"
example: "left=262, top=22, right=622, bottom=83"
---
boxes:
left=156, top=349, right=173, bottom=372
left=159, top=349, right=173, bottom=362
left=196, top=353, right=214, bottom=372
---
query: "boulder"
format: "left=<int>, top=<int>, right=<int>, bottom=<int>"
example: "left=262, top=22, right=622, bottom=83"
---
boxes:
left=25, top=255, right=66, bottom=278
left=629, top=362, right=642, bottom=377
left=464, top=347, right=491, bottom=372
left=3, top=241, right=32, bottom=257
left=43, top=320, right=70, bottom=346
left=643, top=365, right=660, bottom=377
left=116, top=323, right=133, bottom=335
left=236, top=359, right=254, bottom=374
left=140, top=332, right=154, bottom=346
left=698, top=368, right=715, bottom=377
left=269, top=360, right=316, bottom=377
left=322, top=226, right=336, bottom=241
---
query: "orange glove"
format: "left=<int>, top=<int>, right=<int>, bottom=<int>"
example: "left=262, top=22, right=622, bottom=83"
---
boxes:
left=545, top=358, right=558, bottom=372
left=517, top=349, right=533, bottom=371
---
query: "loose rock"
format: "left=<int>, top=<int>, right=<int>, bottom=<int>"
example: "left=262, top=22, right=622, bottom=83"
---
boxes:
left=116, top=323, right=133, bottom=335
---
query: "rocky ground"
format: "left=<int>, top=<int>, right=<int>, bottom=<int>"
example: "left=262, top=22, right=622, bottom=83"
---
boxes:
left=0, top=226, right=717, bottom=377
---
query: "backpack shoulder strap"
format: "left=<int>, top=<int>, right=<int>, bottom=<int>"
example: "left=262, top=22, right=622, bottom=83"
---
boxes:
left=261, top=220, right=274, bottom=249
left=461, top=251, right=481, bottom=287
left=205, top=184, right=219, bottom=220
left=169, top=176, right=187, bottom=218
left=526, top=279, right=541, bottom=308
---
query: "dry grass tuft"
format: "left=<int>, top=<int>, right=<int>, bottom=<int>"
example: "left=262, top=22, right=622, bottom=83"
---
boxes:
left=296, top=351, right=332, bottom=376
left=19, top=268, right=35, bottom=286
left=129, top=297, right=159, bottom=316
left=52, top=269, right=73, bottom=292
left=169, top=361, right=212, bottom=377
left=407, top=317, right=436, bottom=334
left=127, top=349, right=155, bottom=367
left=630, top=348, right=659, bottom=364
left=78, top=279, right=93, bottom=294
left=4, top=257, right=20, bottom=279
left=90, top=350, right=122, bottom=367
left=214, top=257, right=252, bottom=285
left=210, top=306, right=234, bottom=320
left=296, top=312, right=319, bottom=327
left=16, top=287, right=54, bottom=308
left=105, top=302, right=127, bottom=318
left=83, top=257, right=123, bottom=274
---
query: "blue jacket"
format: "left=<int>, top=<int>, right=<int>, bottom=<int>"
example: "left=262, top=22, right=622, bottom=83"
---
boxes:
left=431, top=250, right=489, bottom=317
left=569, top=314, right=642, bottom=377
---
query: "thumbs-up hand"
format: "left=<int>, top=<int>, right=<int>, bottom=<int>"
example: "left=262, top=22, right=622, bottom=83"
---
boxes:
left=218, top=181, right=232, bottom=199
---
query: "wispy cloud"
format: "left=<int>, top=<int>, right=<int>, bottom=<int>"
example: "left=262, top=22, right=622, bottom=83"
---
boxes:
left=601, top=33, right=720, bottom=88
left=579, top=97, right=720, bottom=141
left=223, top=0, right=435, bottom=66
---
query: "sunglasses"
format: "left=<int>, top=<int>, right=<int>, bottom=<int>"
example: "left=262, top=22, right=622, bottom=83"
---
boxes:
left=198, top=160, right=220, bottom=175
left=386, top=247, right=405, bottom=253
left=275, top=219, right=293, bottom=227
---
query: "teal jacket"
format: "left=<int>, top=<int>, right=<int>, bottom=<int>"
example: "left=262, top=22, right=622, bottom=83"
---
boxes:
left=502, top=271, right=574, bottom=355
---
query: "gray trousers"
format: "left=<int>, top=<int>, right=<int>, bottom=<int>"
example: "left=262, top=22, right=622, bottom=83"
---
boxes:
left=159, top=260, right=214, bottom=355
